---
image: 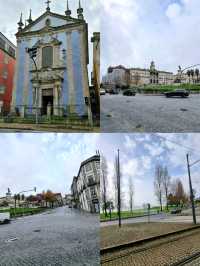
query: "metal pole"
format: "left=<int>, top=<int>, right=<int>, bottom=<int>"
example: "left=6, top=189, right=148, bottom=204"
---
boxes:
left=186, top=154, right=196, bottom=225
left=32, top=58, right=39, bottom=125
left=117, top=149, right=121, bottom=228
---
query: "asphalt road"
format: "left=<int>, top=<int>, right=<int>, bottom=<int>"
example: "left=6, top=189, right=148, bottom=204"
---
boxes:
left=101, top=94, right=200, bottom=132
left=0, top=207, right=99, bottom=266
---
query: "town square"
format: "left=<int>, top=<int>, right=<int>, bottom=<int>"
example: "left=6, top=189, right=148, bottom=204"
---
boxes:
left=0, top=133, right=100, bottom=265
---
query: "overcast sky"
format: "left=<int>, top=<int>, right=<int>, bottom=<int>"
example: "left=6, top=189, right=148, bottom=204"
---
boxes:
left=98, top=133, right=200, bottom=209
left=101, top=0, right=200, bottom=75
left=0, top=0, right=99, bottom=77
left=0, top=133, right=99, bottom=197
left=1, top=133, right=200, bottom=207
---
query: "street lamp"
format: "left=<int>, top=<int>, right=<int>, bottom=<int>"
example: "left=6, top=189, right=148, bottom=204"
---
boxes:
left=186, top=154, right=199, bottom=225
left=15, top=187, right=37, bottom=216
left=117, top=149, right=121, bottom=228
left=26, top=46, right=39, bottom=124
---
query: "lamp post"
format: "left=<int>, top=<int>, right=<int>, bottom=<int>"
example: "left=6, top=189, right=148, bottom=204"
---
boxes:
left=117, top=149, right=121, bottom=228
left=26, top=47, right=39, bottom=124
left=15, top=187, right=37, bottom=216
left=186, top=154, right=199, bottom=225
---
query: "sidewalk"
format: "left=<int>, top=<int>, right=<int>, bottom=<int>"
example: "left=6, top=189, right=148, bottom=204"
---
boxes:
left=0, top=123, right=100, bottom=132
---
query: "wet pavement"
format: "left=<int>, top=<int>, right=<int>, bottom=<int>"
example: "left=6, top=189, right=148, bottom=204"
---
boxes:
left=101, top=94, right=200, bottom=132
left=0, top=206, right=99, bottom=266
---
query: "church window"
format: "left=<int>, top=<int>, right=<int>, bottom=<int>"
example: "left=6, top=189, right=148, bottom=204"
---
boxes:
left=0, top=85, right=5, bottom=94
left=0, top=37, right=6, bottom=50
left=4, top=54, right=9, bottom=64
left=8, top=46, right=15, bottom=58
left=85, top=163, right=92, bottom=172
left=2, top=70, right=8, bottom=79
left=45, top=18, right=51, bottom=27
left=42, top=46, right=53, bottom=68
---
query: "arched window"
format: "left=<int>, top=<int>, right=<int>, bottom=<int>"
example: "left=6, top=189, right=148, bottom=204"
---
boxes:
left=42, top=46, right=53, bottom=68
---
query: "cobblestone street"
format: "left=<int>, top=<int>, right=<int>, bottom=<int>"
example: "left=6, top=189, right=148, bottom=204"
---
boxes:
left=101, top=227, right=200, bottom=266
left=101, top=94, right=200, bottom=132
left=0, top=206, right=99, bottom=266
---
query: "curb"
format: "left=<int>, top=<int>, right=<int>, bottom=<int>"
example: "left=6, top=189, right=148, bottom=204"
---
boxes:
left=100, top=213, right=159, bottom=223
left=100, top=225, right=200, bottom=255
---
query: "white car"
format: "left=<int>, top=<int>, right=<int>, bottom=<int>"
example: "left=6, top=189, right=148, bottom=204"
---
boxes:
left=100, top=88, right=106, bottom=95
left=0, top=212, right=10, bottom=224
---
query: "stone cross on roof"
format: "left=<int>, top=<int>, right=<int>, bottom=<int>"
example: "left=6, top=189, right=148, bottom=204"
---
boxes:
left=45, top=0, right=51, bottom=11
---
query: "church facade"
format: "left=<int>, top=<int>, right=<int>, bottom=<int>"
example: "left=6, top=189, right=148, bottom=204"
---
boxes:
left=12, top=1, right=92, bottom=123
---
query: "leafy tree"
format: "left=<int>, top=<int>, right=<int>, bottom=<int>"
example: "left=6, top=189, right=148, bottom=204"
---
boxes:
left=187, top=70, right=191, bottom=83
left=191, top=69, right=194, bottom=83
left=195, top=68, right=199, bottom=83
left=44, top=190, right=56, bottom=208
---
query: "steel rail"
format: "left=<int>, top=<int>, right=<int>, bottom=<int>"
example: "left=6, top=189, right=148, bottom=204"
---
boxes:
left=171, top=251, right=200, bottom=266
left=101, top=225, right=200, bottom=265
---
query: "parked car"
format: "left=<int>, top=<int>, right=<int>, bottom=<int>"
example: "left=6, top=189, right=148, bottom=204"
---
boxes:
left=123, top=89, right=136, bottom=96
left=109, top=89, right=119, bottom=95
left=164, top=89, right=189, bottom=98
left=100, top=88, right=106, bottom=95
left=0, top=212, right=10, bottom=224
left=171, top=208, right=182, bottom=214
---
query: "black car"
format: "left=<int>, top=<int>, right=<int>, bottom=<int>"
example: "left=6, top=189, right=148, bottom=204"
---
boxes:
left=171, top=208, right=182, bottom=214
left=165, top=89, right=189, bottom=98
left=123, top=89, right=136, bottom=96
left=109, top=89, right=119, bottom=95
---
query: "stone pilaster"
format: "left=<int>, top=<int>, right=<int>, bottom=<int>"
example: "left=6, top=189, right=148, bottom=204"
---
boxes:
left=66, top=32, right=76, bottom=114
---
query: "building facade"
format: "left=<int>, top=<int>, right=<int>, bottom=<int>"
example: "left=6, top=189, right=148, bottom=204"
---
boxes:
left=102, top=62, right=174, bottom=89
left=0, top=33, right=16, bottom=114
left=71, top=154, right=100, bottom=213
left=11, top=1, right=93, bottom=123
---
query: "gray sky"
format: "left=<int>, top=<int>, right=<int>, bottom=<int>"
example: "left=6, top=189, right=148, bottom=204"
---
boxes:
left=0, top=133, right=99, bottom=197
left=1, top=133, right=200, bottom=208
left=98, top=133, right=200, bottom=208
left=101, top=0, right=200, bottom=75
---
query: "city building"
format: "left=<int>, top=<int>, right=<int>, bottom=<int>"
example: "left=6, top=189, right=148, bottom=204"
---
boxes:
left=11, top=1, right=95, bottom=125
left=64, top=194, right=73, bottom=206
left=71, top=176, right=79, bottom=208
left=0, top=32, right=16, bottom=114
left=54, top=193, right=63, bottom=207
left=102, top=62, right=175, bottom=89
left=71, top=154, right=100, bottom=213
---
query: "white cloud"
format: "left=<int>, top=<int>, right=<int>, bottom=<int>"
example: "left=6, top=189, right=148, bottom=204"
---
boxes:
left=0, top=134, right=98, bottom=197
left=101, top=0, right=200, bottom=75
left=124, top=135, right=136, bottom=149
left=166, top=3, right=182, bottom=19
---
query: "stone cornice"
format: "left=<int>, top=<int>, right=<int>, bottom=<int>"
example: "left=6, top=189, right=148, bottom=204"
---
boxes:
left=16, top=22, right=86, bottom=38
left=16, top=10, right=85, bottom=36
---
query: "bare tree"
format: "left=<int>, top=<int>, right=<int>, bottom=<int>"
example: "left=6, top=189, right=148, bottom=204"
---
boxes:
left=128, top=176, right=134, bottom=213
left=162, top=166, right=171, bottom=211
left=113, top=156, right=118, bottom=210
left=100, top=154, right=108, bottom=216
left=154, top=164, right=163, bottom=211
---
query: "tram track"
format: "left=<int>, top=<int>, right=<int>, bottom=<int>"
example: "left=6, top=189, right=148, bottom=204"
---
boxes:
left=101, top=225, right=200, bottom=265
